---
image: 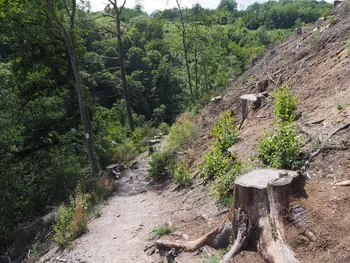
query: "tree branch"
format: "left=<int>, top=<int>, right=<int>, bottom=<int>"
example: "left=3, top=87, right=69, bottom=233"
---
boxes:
left=63, top=0, right=72, bottom=19
left=120, top=0, right=127, bottom=13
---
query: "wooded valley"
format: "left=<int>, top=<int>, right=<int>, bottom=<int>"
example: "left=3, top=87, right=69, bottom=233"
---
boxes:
left=0, top=0, right=332, bottom=251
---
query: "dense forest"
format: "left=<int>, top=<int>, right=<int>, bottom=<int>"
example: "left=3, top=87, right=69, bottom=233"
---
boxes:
left=0, top=0, right=331, bottom=250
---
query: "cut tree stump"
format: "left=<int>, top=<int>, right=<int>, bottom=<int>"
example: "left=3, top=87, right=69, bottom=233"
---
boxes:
left=156, top=169, right=305, bottom=263
left=221, top=169, right=304, bottom=263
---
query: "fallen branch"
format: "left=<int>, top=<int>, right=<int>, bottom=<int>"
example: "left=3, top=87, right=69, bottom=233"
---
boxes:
left=333, top=180, right=350, bottom=186
left=308, top=123, right=350, bottom=160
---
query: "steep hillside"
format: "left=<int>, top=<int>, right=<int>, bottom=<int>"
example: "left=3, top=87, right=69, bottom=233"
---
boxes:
left=175, top=3, right=350, bottom=263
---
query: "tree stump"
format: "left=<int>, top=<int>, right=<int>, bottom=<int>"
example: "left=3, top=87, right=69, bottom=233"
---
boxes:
left=156, top=169, right=305, bottom=263
left=221, top=169, right=304, bottom=263
left=148, top=139, right=161, bottom=155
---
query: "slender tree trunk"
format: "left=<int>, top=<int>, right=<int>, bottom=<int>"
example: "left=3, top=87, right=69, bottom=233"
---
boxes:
left=46, top=0, right=102, bottom=179
left=111, top=0, right=135, bottom=131
left=176, top=0, right=194, bottom=103
left=194, top=26, right=199, bottom=99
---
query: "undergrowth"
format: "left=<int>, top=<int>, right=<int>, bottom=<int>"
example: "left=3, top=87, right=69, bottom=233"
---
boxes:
left=172, top=161, right=192, bottom=186
left=258, top=86, right=303, bottom=169
left=152, top=225, right=171, bottom=236
left=201, top=111, right=244, bottom=200
left=53, top=184, right=89, bottom=248
left=148, top=115, right=198, bottom=182
left=273, top=85, right=297, bottom=122
left=258, top=122, right=303, bottom=169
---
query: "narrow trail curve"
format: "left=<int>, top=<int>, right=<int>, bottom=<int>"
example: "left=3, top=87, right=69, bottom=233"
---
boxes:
left=62, top=153, right=173, bottom=263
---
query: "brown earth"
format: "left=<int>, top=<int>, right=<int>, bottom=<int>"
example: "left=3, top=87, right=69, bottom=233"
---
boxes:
left=173, top=4, right=350, bottom=263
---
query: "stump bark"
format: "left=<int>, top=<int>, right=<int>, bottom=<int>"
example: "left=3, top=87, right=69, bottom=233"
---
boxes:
left=156, top=169, right=305, bottom=263
left=221, top=169, right=304, bottom=263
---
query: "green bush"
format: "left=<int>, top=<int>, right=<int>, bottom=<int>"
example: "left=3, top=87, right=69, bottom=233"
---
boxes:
left=158, top=122, right=170, bottom=135
left=52, top=186, right=89, bottom=248
left=201, top=148, right=243, bottom=198
left=172, top=162, right=192, bottom=186
left=258, top=122, right=303, bottom=169
left=152, top=225, right=171, bottom=236
left=52, top=204, right=74, bottom=248
left=211, top=111, right=238, bottom=151
left=274, top=85, right=297, bottom=122
left=165, top=118, right=198, bottom=152
left=211, top=160, right=244, bottom=199
left=148, top=152, right=173, bottom=180
left=201, top=148, right=233, bottom=182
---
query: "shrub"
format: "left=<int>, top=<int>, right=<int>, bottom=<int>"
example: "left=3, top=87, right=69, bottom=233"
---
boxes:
left=211, top=161, right=244, bottom=199
left=172, top=162, right=192, bottom=186
left=52, top=204, right=74, bottom=247
left=94, top=211, right=102, bottom=218
left=117, top=139, right=139, bottom=163
left=148, top=152, right=172, bottom=180
left=158, top=122, right=170, bottom=135
left=152, top=225, right=171, bottom=236
left=211, top=111, right=238, bottom=151
left=165, top=118, right=198, bottom=153
left=273, top=85, right=297, bottom=122
left=52, top=185, right=89, bottom=248
left=201, top=148, right=232, bottom=182
left=258, top=122, right=303, bottom=169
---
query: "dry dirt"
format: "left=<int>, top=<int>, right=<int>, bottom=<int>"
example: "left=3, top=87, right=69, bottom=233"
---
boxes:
left=45, top=152, right=228, bottom=263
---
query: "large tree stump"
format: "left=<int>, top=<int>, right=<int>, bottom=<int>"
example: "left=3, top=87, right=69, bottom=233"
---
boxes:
left=156, top=169, right=305, bottom=263
left=221, top=169, right=304, bottom=263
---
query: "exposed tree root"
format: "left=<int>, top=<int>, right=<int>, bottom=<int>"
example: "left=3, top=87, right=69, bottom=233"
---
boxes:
left=156, top=169, right=305, bottom=263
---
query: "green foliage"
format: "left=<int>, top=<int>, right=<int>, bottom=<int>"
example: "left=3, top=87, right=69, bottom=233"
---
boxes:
left=201, top=252, right=224, bottom=263
left=165, top=118, right=198, bottom=153
left=222, top=195, right=233, bottom=207
left=158, top=122, right=170, bottom=135
left=273, top=85, right=297, bottom=122
left=148, top=152, right=172, bottom=180
left=211, top=111, right=238, bottom=151
left=52, top=185, right=89, bottom=248
left=211, top=160, right=244, bottom=199
left=152, top=225, right=172, bottom=236
left=94, top=211, right=102, bottom=218
left=201, top=148, right=233, bottom=181
left=337, top=104, right=344, bottom=110
left=201, top=149, right=243, bottom=198
left=52, top=204, right=74, bottom=248
left=201, top=110, right=243, bottom=198
left=172, top=162, right=192, bottom=186
left=258, top=122, right=303, bottom=170
left=0, top=0, right=329, bottom=250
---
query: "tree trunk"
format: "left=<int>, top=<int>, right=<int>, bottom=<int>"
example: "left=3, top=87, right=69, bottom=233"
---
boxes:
left=46, top=0, right=101, bottom=179
left=156, top=169, right=306, bottom=263
left=114, top=0, right=135, bottom=131
left=176, top=0, right=194, bottom=103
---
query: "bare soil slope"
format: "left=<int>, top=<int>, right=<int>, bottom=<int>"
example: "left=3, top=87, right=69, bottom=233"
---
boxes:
left=181, top=4, right=350, bottom=263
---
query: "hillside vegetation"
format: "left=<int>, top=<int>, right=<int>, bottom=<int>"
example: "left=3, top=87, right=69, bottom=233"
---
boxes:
left=0, top=0, right=332, bottom=252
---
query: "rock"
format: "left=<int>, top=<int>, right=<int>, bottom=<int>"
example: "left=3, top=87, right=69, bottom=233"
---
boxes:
left=39, top=246, right=59, bottom=262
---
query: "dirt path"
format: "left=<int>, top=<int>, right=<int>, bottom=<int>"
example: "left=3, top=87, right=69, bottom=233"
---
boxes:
left=53, top=151, right=225, bottom=263
left=60, top=153, right=172, bottom=263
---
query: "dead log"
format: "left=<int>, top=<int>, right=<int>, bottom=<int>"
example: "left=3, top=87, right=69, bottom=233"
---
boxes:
left=156, top=169, right=305, bottom=263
